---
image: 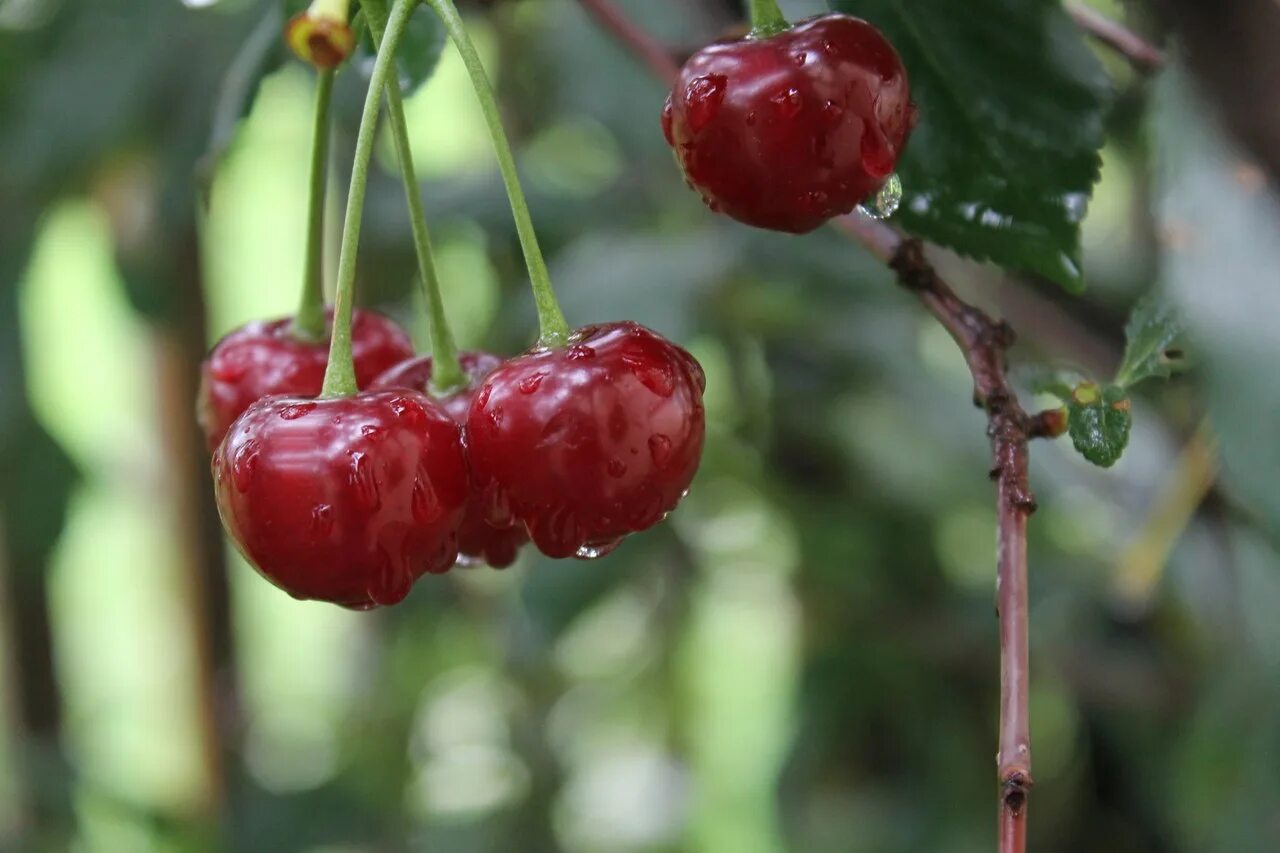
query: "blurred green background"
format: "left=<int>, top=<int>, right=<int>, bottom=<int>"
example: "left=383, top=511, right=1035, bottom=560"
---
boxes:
left=2, top=0, right=1280, bottom=851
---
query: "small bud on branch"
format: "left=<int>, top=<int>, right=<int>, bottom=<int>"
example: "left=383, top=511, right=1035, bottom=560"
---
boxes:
left=287, top=0, right=355, bottom=70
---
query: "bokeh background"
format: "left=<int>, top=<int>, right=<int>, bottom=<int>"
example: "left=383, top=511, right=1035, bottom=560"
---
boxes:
left=3, top=0, right=1280, bottom=851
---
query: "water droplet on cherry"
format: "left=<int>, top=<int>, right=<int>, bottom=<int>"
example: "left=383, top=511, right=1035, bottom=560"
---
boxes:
left=348, top=451, right=381, bottom=511
left=648, top=434, right=673, bottom=468
left=860, top=124, right=895, bottom=179
left=278, top=402, right=316, bottom=421
left=622, top=352, right=675, bottom=397
left=518, top=371, right=547, bottom=395
left=232, top=440, right=261, bottom=493
left=857, top=172, right=903, bottom=220
left=684, top=73, right=727, bottom=134
left=411, top=471, right=439, bottom=524
left=310, top=504, right=334, bottom=539
left=770, top=86, right=804, bottom=119
left=483, top=481, right=514, bottom=528
left=575, top=538, right=623, bottom=560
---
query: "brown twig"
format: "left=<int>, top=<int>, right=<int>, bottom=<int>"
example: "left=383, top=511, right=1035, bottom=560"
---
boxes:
left=1066, top=1, right=1165, bottom=73
left=577, top=3, right=1049, bottom=849
left=577, top=0, right=679, bottom=85
left=839, top=221, right=1041, bottom=853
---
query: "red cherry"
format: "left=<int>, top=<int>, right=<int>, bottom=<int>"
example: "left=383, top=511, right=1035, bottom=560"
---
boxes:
left=371, top=351, right=530, bottom=568
left=212, top=391, right=469, bottom=608
left=465, top=323, right=706, bottom=559
left=664, top=14, right=915, bottom=233
left=198, top=309, right=414, bottom=451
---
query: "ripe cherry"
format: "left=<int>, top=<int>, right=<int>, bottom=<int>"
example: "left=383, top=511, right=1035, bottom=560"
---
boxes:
left=212, top=391, right=469, bottom=609
left=372, top=351, right=529, bottom=568
left=663, top=14, right=915, bottom=233
left=465, top=322, right=706, bottom=559
left=198, top=309, right=414, bottom=451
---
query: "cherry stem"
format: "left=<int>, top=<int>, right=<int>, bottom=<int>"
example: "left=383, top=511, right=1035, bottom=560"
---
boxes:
left=310, top=0, right=348, bottom=19
left=320, top=0, right=416, bottom=398
left=293, top=68, right=335, bottom=343
left=363, top=0, right=465, bottom=393
left=424, top=0, right=571, bottom=348
left=747, top=0, right=789, bottom=37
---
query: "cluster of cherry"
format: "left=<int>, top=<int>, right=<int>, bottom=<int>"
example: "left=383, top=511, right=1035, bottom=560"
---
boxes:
left=200, top=0, right=912, bottom=610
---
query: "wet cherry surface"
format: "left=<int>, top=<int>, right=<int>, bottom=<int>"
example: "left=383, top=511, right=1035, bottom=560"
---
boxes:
left=198, top=309, right=414, bottom=450
left=664, top=14, right=916, bottom=233
left=465, top=322, right=706, bottom=559
left=212, top=391, right=469, bottom=609
left=372, top=351, right=530, bottom=568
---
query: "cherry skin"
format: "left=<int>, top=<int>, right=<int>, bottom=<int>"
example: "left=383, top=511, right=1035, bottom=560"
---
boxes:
left=663, top=14, right=916, bottom=233
left=212, top=391, right=469, bottom=609
left=371, top=352, right=530, bottom=568
left=198, top=309, right=414, bottom=451
left=465, top=322, right=706, bottom=559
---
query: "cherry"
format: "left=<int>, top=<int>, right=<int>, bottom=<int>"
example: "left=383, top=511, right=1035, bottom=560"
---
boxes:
left=212, top=391, right=469, bottom=609
left=371, top=351, right=530, bottom=568
left=198, top=309, right=414, bottom=451
left=663, top=14, right=916, bottom=233
left=465, top=322, right=706, bottom=559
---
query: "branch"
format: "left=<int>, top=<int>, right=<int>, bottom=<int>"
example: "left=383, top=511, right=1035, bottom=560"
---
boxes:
left=844, top=219, right=1037, bottom=853
left=577, top=3, right=1042, bottom=849
left=1066, top=1, right=1165, bottom=73
left=577, top=0, right=679, bottom=85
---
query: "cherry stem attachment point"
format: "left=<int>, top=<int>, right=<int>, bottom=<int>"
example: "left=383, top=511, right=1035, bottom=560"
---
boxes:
left=362, top=0, right=465, bottom=393
left=287, top=0, right=356, bottom=70
left=293, top=68, right=335, bottom=343
left=320, top=0, right=416, bottom=398
left=424, top=0, right=571, bottom=348
left=747, top=0, right=789, bottom=38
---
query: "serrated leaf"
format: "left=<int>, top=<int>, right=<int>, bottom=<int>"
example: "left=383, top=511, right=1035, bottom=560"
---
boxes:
left=1068, top=383, right=1131, bottom=468
left=358, top=1, right=447, bottom=97
left=1114, top=292, right=1188, bottom=388
left=835, top=0, right=1110, bottom=291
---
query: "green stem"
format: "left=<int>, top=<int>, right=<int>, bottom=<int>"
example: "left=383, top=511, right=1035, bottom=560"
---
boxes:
left=363, top=0, right=464, bottom=393
left=424, top=0, right=571, bottom=347
left=293, top=69, right=335, bottom=342
left=320, top=0, right=417, bottom=398
left=308, top=0, right=349, bottom=19
left=747, top=0, right=789, bottom=37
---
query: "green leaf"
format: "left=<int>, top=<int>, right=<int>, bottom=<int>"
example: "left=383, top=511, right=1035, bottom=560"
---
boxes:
left=1067, top=383, right=1131, bottom=468
left=835, top=0, right=1110, bottom=291
left=357, top=1, right=447, bottom=98
left=1114, top=291, right=1189, bottom=388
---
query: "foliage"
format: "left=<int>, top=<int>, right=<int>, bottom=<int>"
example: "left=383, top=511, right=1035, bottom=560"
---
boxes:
left=1114, top=292, right=1188, bottom=388
left=0, top=2, right=1278, bottom=853
left=836, top=0, right=1110, bottom=291
left=1066, top=382, right=1131, bottom=468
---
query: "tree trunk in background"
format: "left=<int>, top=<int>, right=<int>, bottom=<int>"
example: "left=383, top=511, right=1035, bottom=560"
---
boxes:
left=0, top=228, right=76, bottom=848
left=0, top=526, right=69, bottom=847
left=150, top=226, right=240, bottom=821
